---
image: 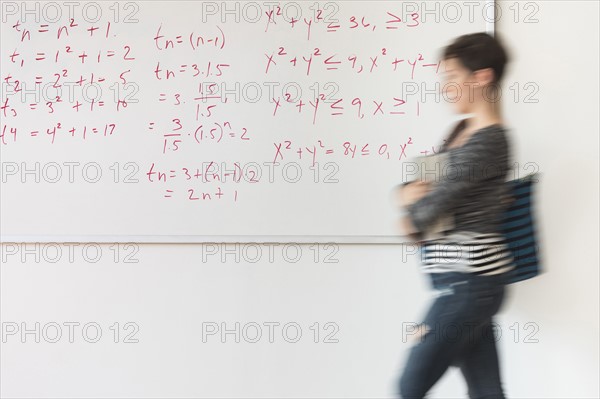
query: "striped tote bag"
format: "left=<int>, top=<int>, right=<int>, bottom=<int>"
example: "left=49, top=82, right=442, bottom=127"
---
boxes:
left=501, top=172, right=543, bottom=284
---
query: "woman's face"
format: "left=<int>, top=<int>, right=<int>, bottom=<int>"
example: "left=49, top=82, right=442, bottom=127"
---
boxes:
left=441, top=57, right=477, bottom=114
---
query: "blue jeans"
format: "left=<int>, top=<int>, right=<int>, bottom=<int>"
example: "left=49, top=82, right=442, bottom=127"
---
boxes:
left=398, top=271, right=508, bottom=398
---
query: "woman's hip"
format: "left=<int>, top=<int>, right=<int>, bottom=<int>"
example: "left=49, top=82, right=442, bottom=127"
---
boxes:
left=424, top=271, right=506, bottom=325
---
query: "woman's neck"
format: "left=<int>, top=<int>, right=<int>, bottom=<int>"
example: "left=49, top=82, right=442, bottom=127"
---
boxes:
left=465, top=102, right=504, bottom=132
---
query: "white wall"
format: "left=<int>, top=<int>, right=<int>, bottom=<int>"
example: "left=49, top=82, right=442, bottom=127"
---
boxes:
left=1, top=1, right=598, bottom=397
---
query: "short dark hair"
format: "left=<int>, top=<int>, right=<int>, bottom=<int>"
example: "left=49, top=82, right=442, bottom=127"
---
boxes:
left=442, top=32, right=510, bottom=84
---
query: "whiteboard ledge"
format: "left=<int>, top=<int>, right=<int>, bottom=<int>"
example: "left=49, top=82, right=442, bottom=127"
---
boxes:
left=0, top=235, right=411, bottom=244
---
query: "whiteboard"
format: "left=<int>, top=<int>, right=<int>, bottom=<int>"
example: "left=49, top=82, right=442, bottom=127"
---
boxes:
left=0, top=1, right=495, bottom=243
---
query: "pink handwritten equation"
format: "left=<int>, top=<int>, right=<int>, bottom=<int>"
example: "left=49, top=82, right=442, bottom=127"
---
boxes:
left=265, top=48, right=440, bottom=78
left=1, top=1, right=455, bottom=206
left=149, top=119, right=250, bottom=154
left=272, top=138, right=417, bottom=166
left=271, top=94, right=422, bottom=124
left=264, top=7, right=422, bottom=38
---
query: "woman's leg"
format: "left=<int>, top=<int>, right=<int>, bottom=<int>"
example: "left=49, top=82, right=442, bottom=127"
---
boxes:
left=455, top=277, right=507, bottom=399
left=455, top=318, right=506, bottom=399
left=398, top=280, right=472, bottom=398
left=398, top=322, right=462, bottom=398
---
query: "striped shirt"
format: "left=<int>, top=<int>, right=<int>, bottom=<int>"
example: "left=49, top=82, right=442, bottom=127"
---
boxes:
left=406, top=121, right=516, bottom=276
left=420, top=231, right=516, bottom=276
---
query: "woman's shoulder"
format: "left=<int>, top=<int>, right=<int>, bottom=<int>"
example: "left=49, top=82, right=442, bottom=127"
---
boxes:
left=456, top=124, right=510, bottom=155
left=445, top=125, right=511, bottom=177
left=473, top=123, right=509, bottom=139
left=441, top=120, right=509, bottom=151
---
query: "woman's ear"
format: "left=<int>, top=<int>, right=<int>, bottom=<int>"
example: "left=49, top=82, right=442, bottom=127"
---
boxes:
left=474, top=67, right=496, bottom=87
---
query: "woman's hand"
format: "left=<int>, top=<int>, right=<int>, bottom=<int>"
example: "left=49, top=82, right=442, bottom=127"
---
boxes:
left=398, top=214, right=419, bottom=237
left=393, top=180, right=432, bottom=240
left=397, top=180, right=432, bottom=208
left=397, top=214, right=422, bottom=242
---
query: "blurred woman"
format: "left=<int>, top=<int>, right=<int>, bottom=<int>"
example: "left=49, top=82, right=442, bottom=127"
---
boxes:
left=397, top=32, right=514, bottom=399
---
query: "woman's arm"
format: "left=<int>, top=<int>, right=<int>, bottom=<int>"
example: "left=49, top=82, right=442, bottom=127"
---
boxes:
left=395, top=180, right=432, bottom=240
left=406, top=129, right=509, bottom=234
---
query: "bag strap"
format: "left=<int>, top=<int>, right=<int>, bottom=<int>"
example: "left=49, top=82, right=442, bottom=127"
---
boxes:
left=441, top=119, right=467, bottom=152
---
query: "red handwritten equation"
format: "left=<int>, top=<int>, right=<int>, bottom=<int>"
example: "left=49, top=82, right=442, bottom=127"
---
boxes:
left=2, top=1, right=451, bottom=204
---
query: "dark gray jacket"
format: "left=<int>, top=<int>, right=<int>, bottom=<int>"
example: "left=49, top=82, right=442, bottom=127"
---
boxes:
left=406, top=122, right=513, bottom=239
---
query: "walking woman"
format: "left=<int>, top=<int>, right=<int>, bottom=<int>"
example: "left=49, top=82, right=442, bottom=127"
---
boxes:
left=397, top=32, right=515, bottom=398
